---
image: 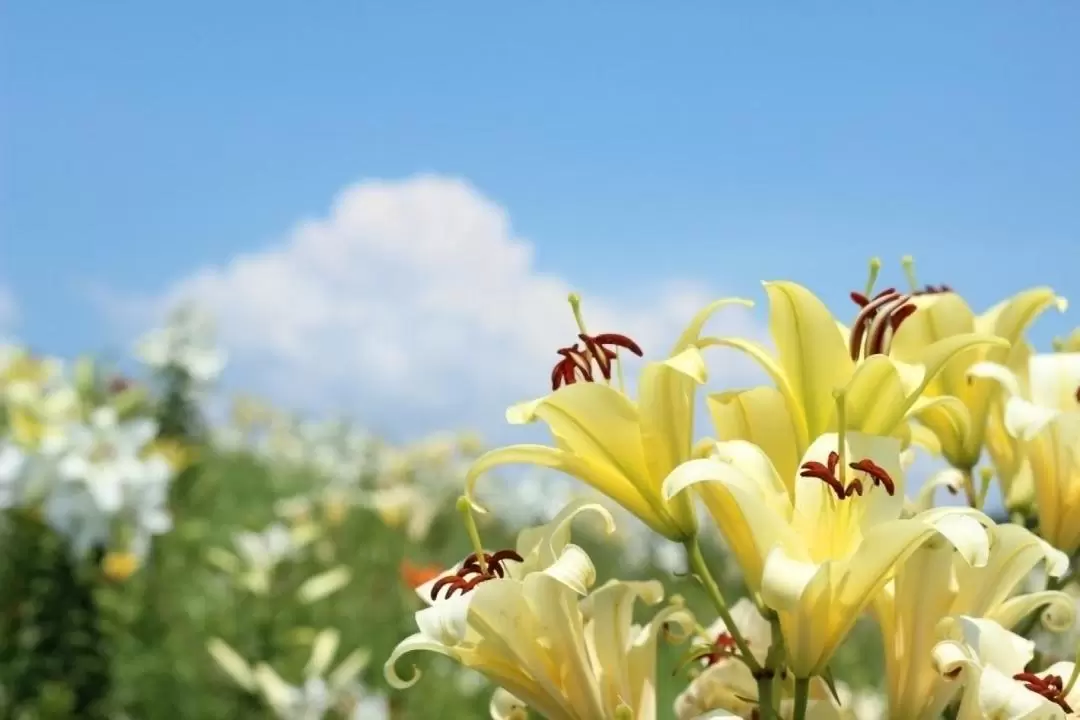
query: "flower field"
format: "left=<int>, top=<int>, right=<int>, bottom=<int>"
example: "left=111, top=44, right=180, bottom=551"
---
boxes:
left=2, top=262, right=1080, bottom=719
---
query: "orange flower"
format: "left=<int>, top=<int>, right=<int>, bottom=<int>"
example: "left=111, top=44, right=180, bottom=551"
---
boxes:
left=399, top=559, right=442, bottom=590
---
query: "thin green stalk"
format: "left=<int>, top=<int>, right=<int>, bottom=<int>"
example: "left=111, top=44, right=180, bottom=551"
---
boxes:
left=792, top=677, right=811, bottom=720
left=756, top=674, right=775, bottom=720
left=683, top=539, right=761, bottom=675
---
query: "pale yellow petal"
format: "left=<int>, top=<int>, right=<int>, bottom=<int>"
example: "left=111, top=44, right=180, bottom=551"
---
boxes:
left=697, top=335, right=810, bottom=451
left=384, top=632, right=460, bottom=689
left=466, top=444, right=663, bottom=536
left=671, top=297, right=755, bottom=355
left=762, top=281, right=854, bottom=441
left=1028, top=352, right=1080, bottom=411
left=707, top=386, right=801, bottom=489
left=306, top=628, right=340, bottom=678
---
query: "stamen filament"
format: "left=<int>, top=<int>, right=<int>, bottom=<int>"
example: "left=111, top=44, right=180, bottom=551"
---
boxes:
left=1064, top=647, right=1080, bottom=696
left=833, top=388, right=847, bottom=488
left=568, top=292, right=611, bottom=386
left=864, top=257, right=882, bottom=298
left=456, top=496, right=488, bottom=576
left=901, top=255, right=918, bottom=293
left=568, top=292, right=589, bottom=336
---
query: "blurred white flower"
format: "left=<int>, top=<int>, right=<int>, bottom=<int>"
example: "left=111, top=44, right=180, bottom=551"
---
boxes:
left=136, top=303, right=226, bottom=383
left=0, top=442, right=28, bottom=507
left=253, top=629, right=375, bottom=720
left=653, top=539, right=688, bottom=576
left=56, top=407, right=168, bottom=514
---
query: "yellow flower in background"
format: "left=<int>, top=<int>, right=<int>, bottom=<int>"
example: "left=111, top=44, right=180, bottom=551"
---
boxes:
left=466, top=297, right=753, bottom=542
left=386, top=500, right=694, bottom=720
left=933, top=616, right=1080, bottom=720
left=970, top=352, right=1080, bottom=554
left=890, top=257, right=1066, bottom=479
left=102, top=550, right=141, bottom=581
left=874, top=522, right=1073, bottom=720
left=1055, top=327, right=1080, bottom=353
left=142, top=437, right=196, bottom=474
left=701, top=278, right=1004, bottom=485
left=664, top=425, right=991, bottom=678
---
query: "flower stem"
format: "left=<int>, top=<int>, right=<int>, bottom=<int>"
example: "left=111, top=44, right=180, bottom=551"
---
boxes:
left=683, top=539, right=761, bottom=675
left=792, top=677, right=811, bottom=720
left=757, top=673, right=775, bottom=720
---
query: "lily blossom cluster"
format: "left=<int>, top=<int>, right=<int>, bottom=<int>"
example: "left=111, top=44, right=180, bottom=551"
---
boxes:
left=387, top=259, right=1080, bottom=719
left=0, top=340, right=190, bottom=577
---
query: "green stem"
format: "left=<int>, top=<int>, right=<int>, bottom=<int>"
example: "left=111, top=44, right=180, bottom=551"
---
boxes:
left=757, top=674, right=775, bottom=720
left=683, top=539, right=761, bottom=675
left=792, top=677, right=811, bottom=720
left=959, top=467, right=977, bottom=509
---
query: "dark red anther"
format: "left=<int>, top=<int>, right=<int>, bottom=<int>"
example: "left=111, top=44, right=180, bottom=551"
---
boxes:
left=551, top=332, right=643, bottom=390
left=848, top=458, right=896, bottom=496
left=108, top=376, right=132, bottom=394
left=1013, top=672, right=1072, bottom=713
left=703, top=631, right=741, bottom=666
left=915, top=284, right=954, bottom=295
left=848, top=289, right=916, bottom=360
left=428, top=550, right=524, bottom=602
left=800, top=453, right=895, bottom=499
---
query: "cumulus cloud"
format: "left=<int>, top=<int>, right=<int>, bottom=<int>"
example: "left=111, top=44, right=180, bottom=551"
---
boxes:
left=141, top=175, right=766, bottom=440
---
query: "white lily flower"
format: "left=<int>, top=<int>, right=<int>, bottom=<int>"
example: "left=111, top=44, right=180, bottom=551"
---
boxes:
left=56, top=407, right=166, bottom=514
left=254, top=628, right=374, bottom=720
left=933, top=616, right=1080, bottom=719
left=136, top=303, right=226, bottom=384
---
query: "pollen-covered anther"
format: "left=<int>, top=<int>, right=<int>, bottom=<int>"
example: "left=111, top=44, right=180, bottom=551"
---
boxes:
left=848, top=458, right=896, bottom=495
left=1013, top=672, right=1072, bottom=713
left=915, top=283, right=954, bottom=295
left=429, top=549, right=524, bottom=601
left=800, top=453, right=894, bottom=500
left=847, top=288, right=917, bottom=360
left=799, top=451, right=861, bottom=499
left=551, top=332, right=643, bottom=390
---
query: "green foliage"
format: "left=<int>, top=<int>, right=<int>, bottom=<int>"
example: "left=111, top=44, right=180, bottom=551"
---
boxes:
left=0, top=511, right=111, bottom=719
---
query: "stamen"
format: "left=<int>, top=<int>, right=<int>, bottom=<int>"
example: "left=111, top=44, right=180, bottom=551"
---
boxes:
left=834, top=388, right=847, bottom=486
left=1074, top=385, right=1080, bottom=405
left=847, top=289, right=916, bottom=360
left=901, top=255, right=918, bottom=293
left=848, top=458, right=896, bottom=495
left=863, top=257, right=882, bottom=298
left=703, top=632, right=742, bottom=666
left=429, top=549, right=524, bottom=601
left=457, top=496, right=489, bottom=576
left=551, top=333, right=643, bottom=390
left=1014, top=672, right=1073, bottom=713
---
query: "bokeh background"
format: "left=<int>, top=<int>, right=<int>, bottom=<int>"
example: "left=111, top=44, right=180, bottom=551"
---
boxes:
left=2, top=3, right=1078, bottom=718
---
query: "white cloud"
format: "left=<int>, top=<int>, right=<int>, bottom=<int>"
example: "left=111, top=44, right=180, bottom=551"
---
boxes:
left=141, top=175, right=766, bottom=440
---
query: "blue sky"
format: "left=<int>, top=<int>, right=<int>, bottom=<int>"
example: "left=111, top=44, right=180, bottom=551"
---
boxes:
left=3, top=3, right=1079, bottom=447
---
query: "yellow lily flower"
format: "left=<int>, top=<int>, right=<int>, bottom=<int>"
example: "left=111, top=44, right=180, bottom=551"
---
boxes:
left=933, top=616, right=1080, bottom=720
left=385, top=500, right=694, bottom=720
left=465, top=297, right=753, bottom=542
left=663, top=426, right=991, bottom=678
left=701, top=280, right=1004, bottom=486
left=889, top=258, right=1066, bottom=476
left=873, top=522, right=1073, bottom=720
left=1054, top=328, right=1080, bottom=353
left=969, top=352, right=1080, bottom=553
